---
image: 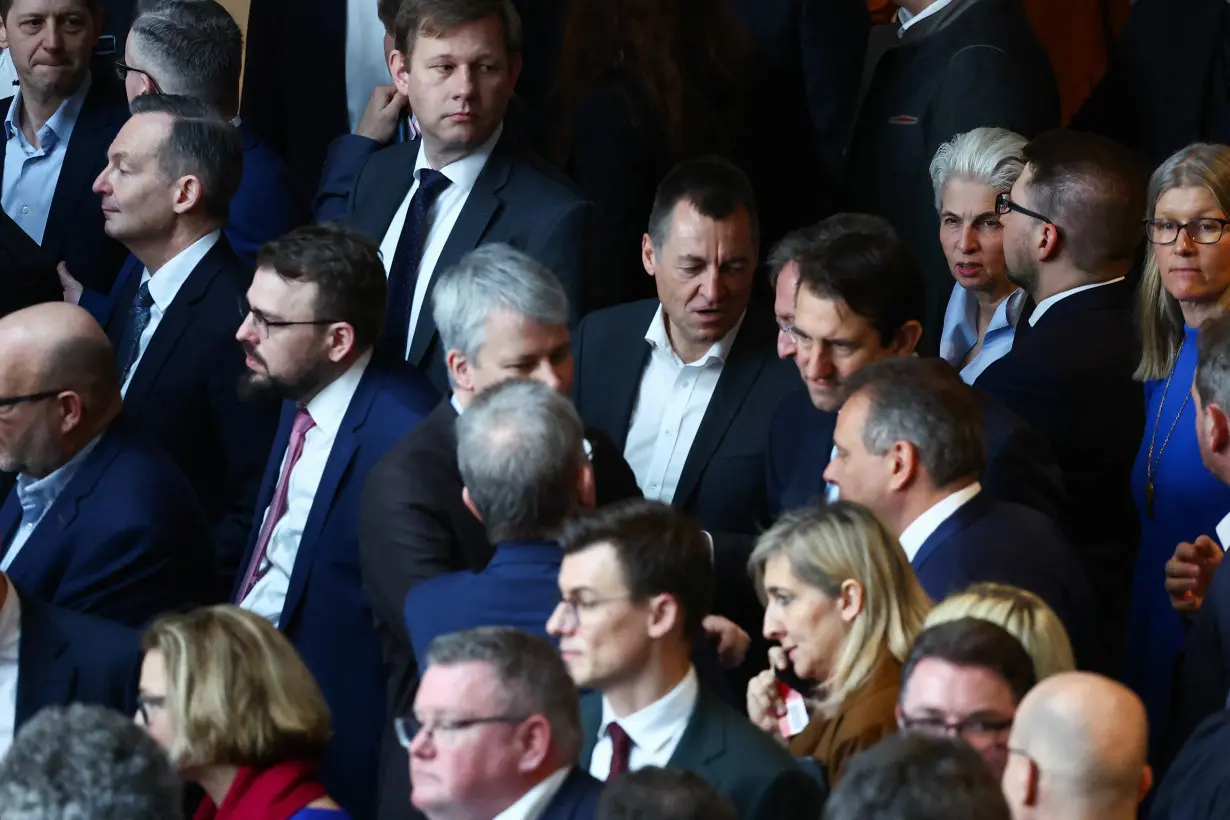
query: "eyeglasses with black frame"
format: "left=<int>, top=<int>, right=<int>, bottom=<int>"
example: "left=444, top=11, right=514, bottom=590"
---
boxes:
left=135, top=694, right=166, bottom=726
left=394, top=713, right=529, bottom=749
left=553, top=594, right=633, bottom=630
left=899, top=712, right=1015, bottom=750
left=113, top=62, right=162, bottom=93
left=238, top=298, right=343, bottom=339
left=1143, top=217, right=1230, bottom=246
left=995, top=191, right=1054, bottom=227
left=0, top=389, right=66, bottom=413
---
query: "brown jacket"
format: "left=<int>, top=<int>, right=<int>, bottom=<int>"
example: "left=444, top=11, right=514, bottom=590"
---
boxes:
left=788, top=656, right=903, bottom=783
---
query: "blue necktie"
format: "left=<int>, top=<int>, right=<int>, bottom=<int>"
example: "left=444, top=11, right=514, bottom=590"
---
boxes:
left=117, top=282, right=154, bottom=383
left=380, top=169, right=453, bottom=360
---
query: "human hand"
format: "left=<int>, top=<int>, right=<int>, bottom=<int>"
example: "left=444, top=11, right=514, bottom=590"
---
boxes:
left=1166, top=535, right=1223, bottom=613
left=356, top=85, right=408, bottom=143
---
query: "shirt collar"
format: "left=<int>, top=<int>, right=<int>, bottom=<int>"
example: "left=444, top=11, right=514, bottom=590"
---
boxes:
left=492, top=766, right=572, bottom=820
left=15, top=432, right=105, bottom=524
left=598, top=666, right=699, bottom=754
left=0, top=575, right=20, bottom=660
left=1028, top=277, right=1125, bottom=327
left=898, top=482, right=982, bottom=561
left=4, top=70, right=92, bottom=145
left=942, top=286, right=1026, bottom=357
left=643, top=304, right=745, bottom=367
left=141, top=231, right=222, bottom=313
left=413, top=121, right=503, bottom=195
left=303, top=350, right=372, bottom=438
left=898, top=0, right=955, bottom=35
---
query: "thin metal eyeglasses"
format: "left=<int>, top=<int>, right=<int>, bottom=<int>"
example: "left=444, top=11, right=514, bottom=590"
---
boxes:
left=995, top=192, right=1054, bottom=226
left=394, top=714, right=528, bottom=749
left=899, top=712, right=1014, bottom=747
left=238, top=298, right=343, bottom=338
left=1143, top=217, right=1230, bottom=245
left=553, top=594, right=632, bottom=629
left=0, top=389, right=66, bottom=411
left=113, top=61, right=162, bottom=93
left=135, top=694, right=166, bottom=726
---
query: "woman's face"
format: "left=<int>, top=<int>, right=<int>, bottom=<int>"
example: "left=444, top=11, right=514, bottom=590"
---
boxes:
left=761, top=553, right=860, bottom=682
left=939, top=178, right=1011, bottom=296
left=135, top=649, right=177, bottom=754
left=1154, top=185, right=1230, bottom=310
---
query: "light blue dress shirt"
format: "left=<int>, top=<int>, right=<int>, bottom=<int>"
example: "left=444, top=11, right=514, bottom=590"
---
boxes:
left=939, top=284, right=1027, bottom=385
left=2, top=434, right=103, bottom=571
left=1, top=72, right=92, bottom=246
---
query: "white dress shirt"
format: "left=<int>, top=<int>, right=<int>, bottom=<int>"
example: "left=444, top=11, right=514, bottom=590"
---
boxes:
left=0, top=51, right=17, bottom=95
left=121, top=231, right=221, bottom=396
left=345, top=0, right=393, bottom=133
left=378, top=125, right=503, bottom=359
left=1028, top=277, right=1126, bottom=327
left=0, top=578, right=21, bottom=760
left=898, top=482, right=983, bottom=562
left=1216, top=510, right=1230, bottom=550
left=240, top=351, right=372, bottom=626
left=898, top=0, right=955, bottom=34
left=623, top=307, right=744, bottom=503
left=589, top=667, right=698, bottom=780
left=493, top=766, right=572, bottom=820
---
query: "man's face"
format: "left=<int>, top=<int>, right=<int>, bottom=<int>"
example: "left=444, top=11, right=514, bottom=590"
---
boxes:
left=235, top=268, right=332, bottom=402
left=1002, top=166, right=1042, bottom=295
left=547, top=542, right=654, bottom=692
left=774, top=261, right=800, bottom=360
left=822, top=392, right=894, bottom=517
left=5, top=0, right=98, bottom=100
left=409, top=661, right=526, bottom=818
left=393, top=14, right=520, bottom=164
left=0, top=354, right=64, bottom=477
left=645, top=201, right=756, bottom=361
left=93, top=113, right=180, bottom=247
left=792, top=287, right=904, bottom=412
left=897, top=657, right=1019, bottom=778
left=463, top=310, right=574, bottom=396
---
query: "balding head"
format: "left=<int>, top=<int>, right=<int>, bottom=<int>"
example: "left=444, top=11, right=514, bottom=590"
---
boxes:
left=1002, top=672, right=1150, bottom=820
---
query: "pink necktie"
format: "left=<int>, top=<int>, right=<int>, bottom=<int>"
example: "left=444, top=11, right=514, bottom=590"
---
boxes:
left=606, top=722, right=633, bottom=780
left=237, top=407, right=316, bottom=601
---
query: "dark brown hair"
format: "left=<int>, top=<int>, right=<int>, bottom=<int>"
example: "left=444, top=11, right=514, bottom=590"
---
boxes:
left=394, top=0, right=521, bottom=58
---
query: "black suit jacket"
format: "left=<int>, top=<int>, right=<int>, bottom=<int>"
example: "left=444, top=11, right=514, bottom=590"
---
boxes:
left=100, top=239, right=282, bottom=599
left=348, top=132, right=600, bottom=394
left=0, top=208, right=60, bottom=317
left=0, top=73, right=130, bottom=294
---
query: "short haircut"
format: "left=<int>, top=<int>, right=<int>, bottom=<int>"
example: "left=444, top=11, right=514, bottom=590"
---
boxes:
left=842, top=358, right=986, bottom=488
left=426, top=627, right=582, bottom=760
left=130, top=0, right=243, bottom=115
left=431, top=243, right=570, bottom=383
left=597, top=766, right=739, bottom=820
left=767, top=213, right=900, bottom=286
left=1019, top=130, right=1146, bottom=274
left=128, top=93, right=243, bottom=223
left=394, top=0, right=522, bottom=58
left=0, top=703, right=183, bottom=820
left=44, top=327, right=120, bottom=409
left=824, top=733, right=1011, bottom=820
left=456, top=379, right=585, bottom=542
left=0, top=0, right=98, bottom=20
left=646, top=156, right=760, bottom=252
left=901, top=618, right=1038, bottom=705
left=256, top=224, right=388, bottom=349
left=559, top=500, right=714, bottom=641
left=378, top=0, right=401, bottom=31
left=1197, top=315, right=1230, bottom=410
left=795, top=214, right=924, bottom=346
left=928, top=127, right=1028, bottom=210
left=141, top=605, right=333, bottom=769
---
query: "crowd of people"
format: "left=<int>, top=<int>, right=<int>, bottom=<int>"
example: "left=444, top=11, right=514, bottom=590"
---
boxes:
left=0, top=0, right=1228, bottom=818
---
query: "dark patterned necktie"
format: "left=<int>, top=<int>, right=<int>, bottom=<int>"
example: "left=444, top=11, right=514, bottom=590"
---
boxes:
left=606, top=722, right=634, bottom=779
left=117, top=281, right=155, bottom=383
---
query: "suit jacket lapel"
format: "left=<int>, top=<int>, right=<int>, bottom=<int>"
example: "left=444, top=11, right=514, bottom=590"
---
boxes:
left=43, top=81, right=117, bottom=257
left=578, top=693, right=602, bottom=768
left=353, top=142, right=420, bottom=240
left=231, top=403, right=296, bottom=603
left=666, top=688, right=724, bottom=773
left=14, top=593, right=73, bottom=728
left=912, top=490, right=992, bottom=572
left=102, top=255, right=144, bottom=344
left=595, top=303, right=656, bottom=451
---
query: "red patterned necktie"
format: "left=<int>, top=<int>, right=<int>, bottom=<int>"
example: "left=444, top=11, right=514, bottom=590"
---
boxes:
left=606, top=722, right=633, bottom=779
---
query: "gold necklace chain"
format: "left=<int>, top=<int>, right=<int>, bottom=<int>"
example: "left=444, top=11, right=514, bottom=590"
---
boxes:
left=1145, top=339, right=1190, bottom=517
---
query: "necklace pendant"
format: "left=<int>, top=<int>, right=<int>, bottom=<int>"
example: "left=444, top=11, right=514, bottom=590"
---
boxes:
left=1146, top=480, right=1155, bottom=518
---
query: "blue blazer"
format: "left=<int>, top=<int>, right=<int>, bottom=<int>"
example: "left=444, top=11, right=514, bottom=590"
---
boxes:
left=315, top=134, right=383, bottom=224
left=0, top=420, right=213, bottom=627
left=100, top=238, right=281, bottom=599
left=14, top=584, right=140, bottom=730
left=541, top=769, right=602, bottom=820
left=226, top=122, right=305, bottom=265
left=231, top=362, right=436, bottom=820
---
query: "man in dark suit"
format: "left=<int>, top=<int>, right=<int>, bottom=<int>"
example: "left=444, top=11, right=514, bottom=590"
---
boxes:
left=549, top=501, right=822, bottom=820
left=118, top=0, right=304, bottom=265
left=232, top=224, right=437, bottom=820
left=0, top=303, right=211, bottom=626
left=79, top=94, right=281, bottom=597
left=347, top=0, right=600, bottom=393
left=410, top=628, right=602, bottom=819
left=0, top=208, right=60, bottom=318
left=844, top=0, right=1060, bottom=352
left=826, top=358, right=1095, bottom=660
left=1, top=0, right=130, bottom=293
left=975, top=130, right=1146, bottom=670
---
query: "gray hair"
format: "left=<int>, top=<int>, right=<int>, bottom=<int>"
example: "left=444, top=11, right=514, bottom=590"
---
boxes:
left=0, top=704, right=184, bottom=820
left=431, top=244, right=570, bottom=384
left=456, top=379, right=585, bottom=542
left=928, top=127, right=1028, bottom=210
left=766, top=214, right=899, bottom=287
left=844, top=358, right=985, bottom=488
left=130, top=0, right=244, bottom=116
left=426, top=627, right=582, bottom=760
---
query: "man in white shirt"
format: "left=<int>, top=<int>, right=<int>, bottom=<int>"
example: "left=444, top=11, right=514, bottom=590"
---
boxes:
left=408, top=627, right=602, bottom=820
left=547, top=500, right=823, bottom=820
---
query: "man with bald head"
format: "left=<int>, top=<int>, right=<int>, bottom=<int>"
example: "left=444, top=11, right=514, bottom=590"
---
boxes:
left=1002, top=672, right=1150, bottom=820
left=0, top=303, right=210, bottom=626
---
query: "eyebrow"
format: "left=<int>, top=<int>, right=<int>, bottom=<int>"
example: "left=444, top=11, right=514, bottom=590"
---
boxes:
left=941, top=210, right=999, bottom=222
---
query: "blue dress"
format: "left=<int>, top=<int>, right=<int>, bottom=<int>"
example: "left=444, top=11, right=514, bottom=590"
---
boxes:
left=290, top=809, right=351, bottom=819
left=1126, top=325, right=1230, bottom=755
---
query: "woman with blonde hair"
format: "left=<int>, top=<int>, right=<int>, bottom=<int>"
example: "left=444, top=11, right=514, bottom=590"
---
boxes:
left=1127, top=142, right=1230, bottom=745
left=745, top=501, right=932, bottom=783
left=136, top=605, right=349, bottom=819
left=926, top=583, right=1075, bottom=680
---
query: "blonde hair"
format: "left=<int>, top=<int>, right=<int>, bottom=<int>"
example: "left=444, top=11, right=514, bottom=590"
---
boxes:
left=749, top=502, right=932, bottom=718
left=141, top=605, right=332, bottom=769
left=925, top=583, right=1075, bottom=680
left=1136, top=143, right=1230, bottom=381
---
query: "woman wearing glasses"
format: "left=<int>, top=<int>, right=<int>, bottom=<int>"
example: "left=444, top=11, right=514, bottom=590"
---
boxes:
left=1125, top=142, right=1230, bottom=753
left=745, top=503, right=932, bottom=784
left=136, top=606, right=350, bottom=819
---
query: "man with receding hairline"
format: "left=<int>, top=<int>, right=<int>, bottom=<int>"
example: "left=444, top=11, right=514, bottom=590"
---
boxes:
left=0, top=302, right=210, bottom=625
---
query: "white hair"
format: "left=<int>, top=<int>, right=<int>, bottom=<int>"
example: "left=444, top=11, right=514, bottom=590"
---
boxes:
left=928, top=127, right=1029, bottom=210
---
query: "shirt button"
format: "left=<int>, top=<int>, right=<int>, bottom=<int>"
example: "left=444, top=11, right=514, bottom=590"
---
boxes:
left=649, top=483, right=658, bottom=491
left=681, top=380, right=691, bottom=389
left=665, top=429, right=674, bottom=438
left=20, top=205, right=28, bottom=215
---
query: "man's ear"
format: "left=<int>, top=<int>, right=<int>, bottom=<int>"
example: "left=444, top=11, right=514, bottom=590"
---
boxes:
left=576, top=459, right=596, bottom=510
left=891, top=320, right=923, bottom=357
left=447, top=349, right=475, bottom=394
left=1037, top=222, right=1062, bottom=262
left=390, top=49, right=411, bottom=98
left=461, top=486, right=483, bottom=523
left=641, top=234, right=656, bottom=279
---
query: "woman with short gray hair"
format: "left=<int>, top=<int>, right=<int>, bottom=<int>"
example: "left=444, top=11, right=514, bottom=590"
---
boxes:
left=928, top=127, right=1029, bottom=383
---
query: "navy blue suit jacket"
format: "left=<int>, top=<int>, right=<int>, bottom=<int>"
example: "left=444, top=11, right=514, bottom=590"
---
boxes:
left=1151, top=708, right=1230, bottom=820
left=100, top=238, right=281, bottom=599
left=226, top=123, right=305, bottom=265
left=14, top=584, right=140, bottom=730
left=541, top=769, right=602, bottom=820
left=0, top=420, right=212, bottom=627
left=231, top=362, right=436, bottom=820
left=315, top=134, right=383, bottom=224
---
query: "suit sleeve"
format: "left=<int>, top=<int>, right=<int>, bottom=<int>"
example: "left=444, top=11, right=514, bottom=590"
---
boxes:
left=532, top=200, right=602, bottom=322
left=225, top=163, right=305, bottom=267
left=1162, top=575, right=1230, bottom=772
left=982, top=422, right=1069, bottom=529
left=315, top=134, right=383, bottom=223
